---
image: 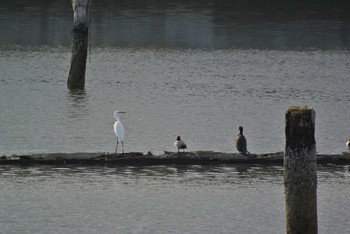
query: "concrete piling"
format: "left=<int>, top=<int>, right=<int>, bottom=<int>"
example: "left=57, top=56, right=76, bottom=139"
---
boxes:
left=284, top=106, right=317, bottom=234
left=67, top=0, right=90, bottom=90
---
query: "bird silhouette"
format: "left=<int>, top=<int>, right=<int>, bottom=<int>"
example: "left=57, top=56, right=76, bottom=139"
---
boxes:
left=236, top=126, right=249, bottom=154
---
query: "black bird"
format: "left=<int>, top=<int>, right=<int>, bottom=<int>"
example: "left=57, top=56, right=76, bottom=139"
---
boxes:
left=236, top=126, right=249, bottom=154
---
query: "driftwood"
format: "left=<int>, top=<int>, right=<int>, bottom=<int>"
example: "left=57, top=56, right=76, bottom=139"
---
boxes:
left=1, top=151, right=350, bottom=166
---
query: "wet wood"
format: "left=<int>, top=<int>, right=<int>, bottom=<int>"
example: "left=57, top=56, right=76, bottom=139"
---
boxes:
left=284, top=107, right=318, bottom=234
left=1, top=151, right=350, bottom=166
left=67, top=0, right=90, bottom=89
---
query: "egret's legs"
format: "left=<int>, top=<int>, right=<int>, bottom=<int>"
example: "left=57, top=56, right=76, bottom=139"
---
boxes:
left=115, top=139, right=119, bottom=154
left=122, top=142, right=124, bottom=154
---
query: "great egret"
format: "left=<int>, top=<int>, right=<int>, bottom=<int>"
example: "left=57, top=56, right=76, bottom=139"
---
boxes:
left=235, top=126, right=249, bottom=154
left=175, top=136, right=187, bottom=153
left=114, top=110, right=126, bottom=154
left=347, top=139, right=350, bottom=152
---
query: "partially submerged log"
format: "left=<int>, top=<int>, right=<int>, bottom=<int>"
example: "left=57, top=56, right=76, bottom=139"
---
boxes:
left=67, top=0, right=90, bottom=89
left=1, top=151, right=350, bottom=166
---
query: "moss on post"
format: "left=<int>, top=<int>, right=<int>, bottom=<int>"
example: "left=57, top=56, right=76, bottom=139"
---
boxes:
left=67, top=0, right=90, bottom=90
left=284, top=106, right=318, bottom=234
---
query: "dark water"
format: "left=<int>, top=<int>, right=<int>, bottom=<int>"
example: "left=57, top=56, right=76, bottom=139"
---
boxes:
left=0, top=0, right=349, bottom=49
left=1, top=1, right=350, bottom=233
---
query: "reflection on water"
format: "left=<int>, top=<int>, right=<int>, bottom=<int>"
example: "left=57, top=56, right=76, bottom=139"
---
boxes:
left=0, top=0, right=349, bottom=49
left=68, top=89, right=87, bottom=102
left=67, top=89, right=89, bottom=119
left=1, top=163, right=349, bottom=188
left=1, top=164, right=283, bottom=186
left=1, top=164, right=350, bottom=233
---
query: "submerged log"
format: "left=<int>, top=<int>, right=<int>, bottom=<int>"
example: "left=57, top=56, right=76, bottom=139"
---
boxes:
left=67, top=0, right=90, bottom=90
left=1, top=151, right=350, bottom=166
left=0, top=151, right=281, bottom=165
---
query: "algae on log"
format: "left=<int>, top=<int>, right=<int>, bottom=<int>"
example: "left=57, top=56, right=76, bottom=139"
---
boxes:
left=67, top=0, right=90, bottom=90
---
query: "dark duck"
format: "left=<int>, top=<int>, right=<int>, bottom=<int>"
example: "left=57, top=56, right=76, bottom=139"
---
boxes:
left=236, top=126, right=249, bottom=154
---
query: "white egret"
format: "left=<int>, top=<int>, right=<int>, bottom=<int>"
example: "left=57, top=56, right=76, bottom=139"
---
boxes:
left=174, top=136, right=187, bottom=153
left=235, top=126, right=250, bottom=154
left=347, top=139, right=350, bottom=152
left=114, top=110, right=126, bottom=154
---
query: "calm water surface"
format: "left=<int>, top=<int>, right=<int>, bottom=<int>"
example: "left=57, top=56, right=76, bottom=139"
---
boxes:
left=1, top=1, right=350, bottom=233
left=1, top=165, right=350, bottom=234
left=0, top=47, right=349, bottom=155
left=0, top=0, right=349, bottom=155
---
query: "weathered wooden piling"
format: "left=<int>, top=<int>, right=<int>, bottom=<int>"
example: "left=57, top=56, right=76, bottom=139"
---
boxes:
left=284, top=106, right=317, bottom=234
left=67, top=0, right=91, bottom=90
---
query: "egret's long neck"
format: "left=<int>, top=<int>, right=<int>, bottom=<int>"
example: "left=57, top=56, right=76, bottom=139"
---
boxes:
left=114, top=112, right=120, bottom=121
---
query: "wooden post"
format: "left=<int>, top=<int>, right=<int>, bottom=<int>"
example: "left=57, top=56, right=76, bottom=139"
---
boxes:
left=67, top=0, right=90, bottom=90
left=284, top=106, right=317, bottom=234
